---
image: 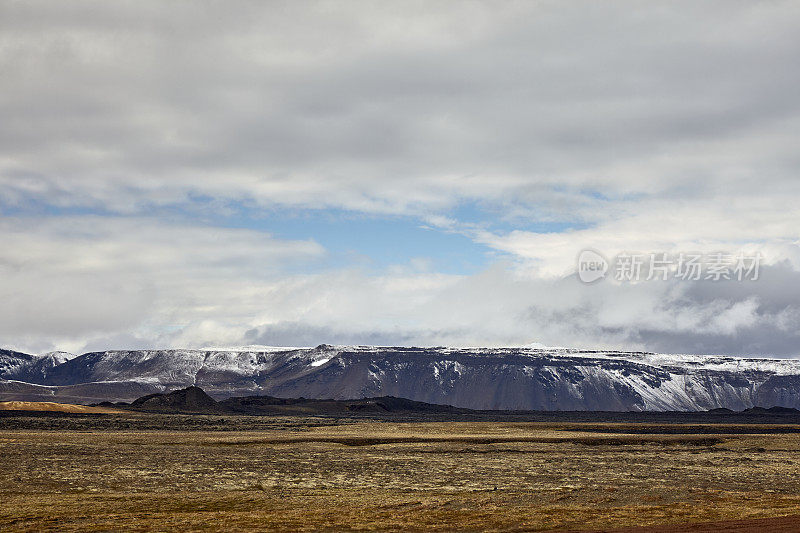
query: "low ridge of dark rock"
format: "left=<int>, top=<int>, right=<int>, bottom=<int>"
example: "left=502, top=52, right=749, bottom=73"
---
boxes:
left=119, top=386, right=474, bottom=416
left=94, top=401, right=131, bottom=408
left=218, top=393, right=472, bottom=416
left=743, top=406, right=800, bottom=415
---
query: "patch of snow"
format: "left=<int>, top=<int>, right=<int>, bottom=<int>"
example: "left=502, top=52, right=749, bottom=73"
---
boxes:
left=200, top=345, right=308, bottom=352
left=40, top=351, right=78, bottom=364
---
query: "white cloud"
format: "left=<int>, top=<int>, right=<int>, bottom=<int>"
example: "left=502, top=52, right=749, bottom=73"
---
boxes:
left=0, top=216, right=324, bottom=352
left=2, top=1, right=800, bottom=218
left=2, top=2, right=800, bottom=356
left=473, top=199, right=800, bottom=276
left=2, top=216, right=799, bottom=357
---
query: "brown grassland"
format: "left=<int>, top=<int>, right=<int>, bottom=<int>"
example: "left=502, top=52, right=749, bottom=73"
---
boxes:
left=1, top=414, right=800, bottom=531
left=0, top=401, right=124, bottom=414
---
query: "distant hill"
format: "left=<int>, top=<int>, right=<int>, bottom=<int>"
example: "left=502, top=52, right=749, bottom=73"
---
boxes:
left=116, top=386, right=471, bottom=416
left=0, top=379, right=162, bottom=404
left=128, top=386, right=226, bottom=414
left=219, top=394, right=472, bottom=416
left=742, top=406, right=800, bottom=414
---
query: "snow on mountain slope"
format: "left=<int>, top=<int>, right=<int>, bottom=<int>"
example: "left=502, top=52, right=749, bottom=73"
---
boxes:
left=41, top=351, right=78, bottom=364
left=2, top=345, right=800, bottom=410
left=0, top=350, right=78, bottom=381
left=0, top=349, right=38, bottom=377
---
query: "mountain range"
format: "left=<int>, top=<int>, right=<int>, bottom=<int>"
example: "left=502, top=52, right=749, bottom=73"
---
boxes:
left=2, top=345, right=800, bottom=411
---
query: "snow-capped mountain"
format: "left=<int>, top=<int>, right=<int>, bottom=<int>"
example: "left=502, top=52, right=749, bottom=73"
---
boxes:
left=2, top=345, right=800, bottom=411
left=0, top=349, right=77, bottom=381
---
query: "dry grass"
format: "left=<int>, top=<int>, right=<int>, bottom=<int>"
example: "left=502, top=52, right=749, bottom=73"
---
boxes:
left=0, top=401, right=123, bottom=414
left=1, top=420, right=800, bottom=531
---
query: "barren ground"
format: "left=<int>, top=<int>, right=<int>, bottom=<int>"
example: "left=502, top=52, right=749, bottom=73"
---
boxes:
left=1, top=413, right=800, bottom=531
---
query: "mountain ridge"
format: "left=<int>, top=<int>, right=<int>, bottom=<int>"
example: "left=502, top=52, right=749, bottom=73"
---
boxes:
left=2, top=345, right=800, bottom=411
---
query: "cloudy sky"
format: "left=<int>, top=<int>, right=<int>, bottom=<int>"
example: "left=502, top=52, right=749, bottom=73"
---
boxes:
left=2, top=1, right=800, bottom=356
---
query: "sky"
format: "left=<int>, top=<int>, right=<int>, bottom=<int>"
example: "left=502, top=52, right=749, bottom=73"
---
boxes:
left=2, top=1, right=800, bottom=356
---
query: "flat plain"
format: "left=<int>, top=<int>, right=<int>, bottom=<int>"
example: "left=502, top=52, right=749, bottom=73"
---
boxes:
left=2, top=412, right=800, bottom=531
